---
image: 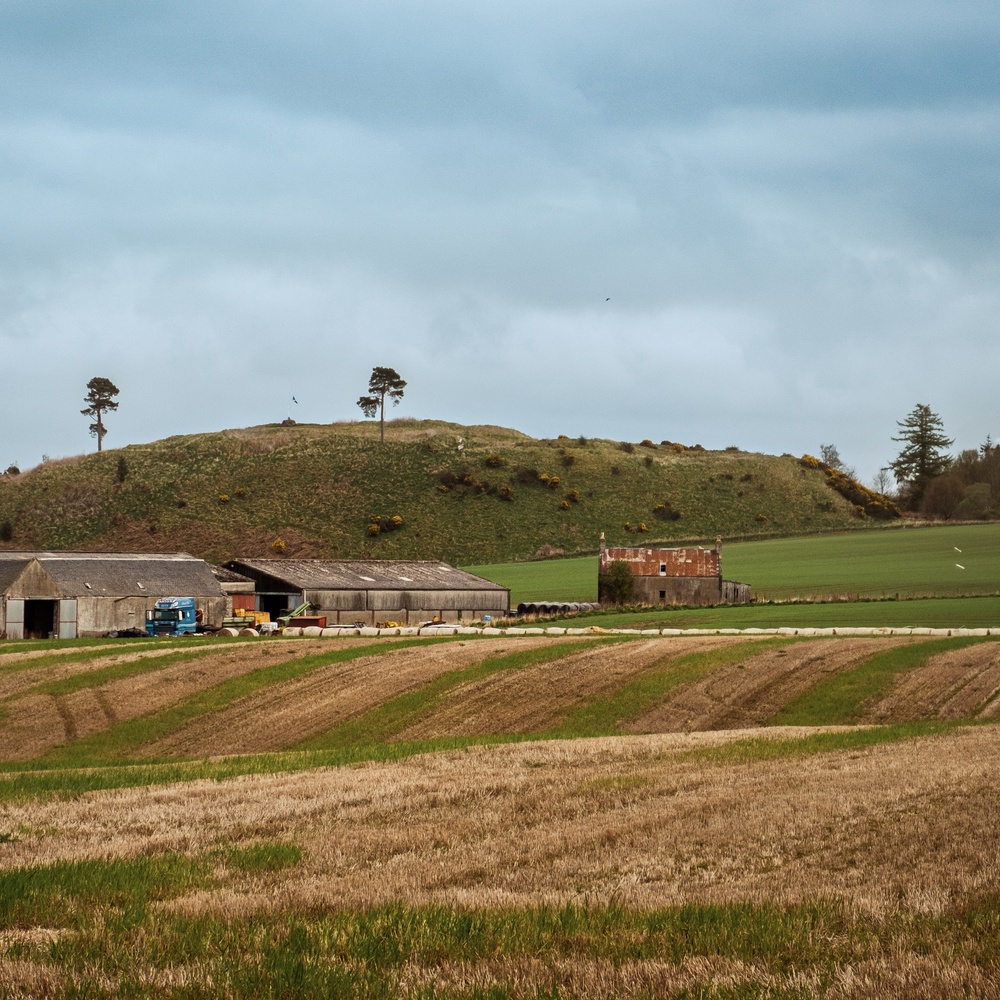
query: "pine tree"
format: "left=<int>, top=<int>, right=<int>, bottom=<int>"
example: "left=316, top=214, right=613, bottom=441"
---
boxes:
left=81, top=377, right=120, bottom=452
left=889, top=404, right=953, bottom=506
left=357, top=367, right=406, bottom=443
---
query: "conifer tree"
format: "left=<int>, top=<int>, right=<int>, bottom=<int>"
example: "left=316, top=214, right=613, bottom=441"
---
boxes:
left=81, top=377, right=120, bottom=452
left=357, top=367, right=406, bottom=443
left=889, top=404, right=953, bottom=506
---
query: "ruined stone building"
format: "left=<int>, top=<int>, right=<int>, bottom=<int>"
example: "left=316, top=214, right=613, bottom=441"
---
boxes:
left=598, top=534, right=751, bottom=606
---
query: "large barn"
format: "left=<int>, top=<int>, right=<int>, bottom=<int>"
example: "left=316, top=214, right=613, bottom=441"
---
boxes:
left=223, top=558, right=510, bottom=625
left=0, top=552, right=228, bottom=638
left=598, top=534, right=751, bottom=606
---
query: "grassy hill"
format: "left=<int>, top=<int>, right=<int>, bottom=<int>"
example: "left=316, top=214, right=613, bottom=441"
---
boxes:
left=0, top=419, right=886, bottom=565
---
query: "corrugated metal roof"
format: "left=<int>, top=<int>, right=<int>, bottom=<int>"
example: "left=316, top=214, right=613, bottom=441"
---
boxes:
left=225, top=558, right=508, bottom=593
left=0, top=558, right=29, bottom=592
left=209, top=563, right=255, bottom=584
left=0, top=552, right=226, bottom=598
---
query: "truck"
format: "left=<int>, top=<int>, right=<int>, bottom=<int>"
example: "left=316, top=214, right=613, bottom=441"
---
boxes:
left=145, top=597, right=202, bottom=637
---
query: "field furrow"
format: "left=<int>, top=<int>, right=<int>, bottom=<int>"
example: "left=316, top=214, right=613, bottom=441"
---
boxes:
left=862, top=642, right=1000, bottom=722
left=0, top=640, right=355, bottom=761
left=137, top=639, right=546, bottom=757
left=394, top=637, right=741, bottom=739
left=627, top=638, right=909, bottom=733
left=0, top=644, right=214, bottom=699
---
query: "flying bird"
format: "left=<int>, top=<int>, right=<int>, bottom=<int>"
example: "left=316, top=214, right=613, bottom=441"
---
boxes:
left=292, top=396, right=298, bottom=404
left=605, top=297, right=610, bottom=301
left=956, top=563, right=965, bottom=570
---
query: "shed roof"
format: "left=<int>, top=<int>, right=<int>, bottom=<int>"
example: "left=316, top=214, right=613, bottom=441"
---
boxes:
left=225, top=559, right=508, bottom=593
left=0, top=552, right=226, bottom=598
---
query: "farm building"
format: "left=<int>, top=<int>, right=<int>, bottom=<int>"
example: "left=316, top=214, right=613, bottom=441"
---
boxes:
left=223, top=558, right=510, bottom=625
left=598, top=534, right=751, bottom=606
left=0, top=552, right=228, bottom=639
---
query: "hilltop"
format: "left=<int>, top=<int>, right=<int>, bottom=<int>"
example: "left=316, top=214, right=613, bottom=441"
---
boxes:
left=0, top=419, right=890, bottom=565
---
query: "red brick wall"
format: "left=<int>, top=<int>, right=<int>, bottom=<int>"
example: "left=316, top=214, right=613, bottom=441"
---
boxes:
left=600, top=546, right=721, bottom=579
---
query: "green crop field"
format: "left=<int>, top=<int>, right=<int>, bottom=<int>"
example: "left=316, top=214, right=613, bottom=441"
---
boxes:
left=563, top=596, right=1000, bottom=630
left=465, top=522, right=1000, bottom=605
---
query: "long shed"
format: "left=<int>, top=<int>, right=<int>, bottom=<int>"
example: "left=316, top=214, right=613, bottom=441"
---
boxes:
left=0, top=552, right=228, bottom=638
left=223, top=559, right=510, bottom=625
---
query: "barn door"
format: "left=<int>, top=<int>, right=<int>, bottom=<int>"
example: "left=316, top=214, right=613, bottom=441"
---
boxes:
left=5, top=599, right=24, bottom=640
left=59, top=599, right=78, bottom=639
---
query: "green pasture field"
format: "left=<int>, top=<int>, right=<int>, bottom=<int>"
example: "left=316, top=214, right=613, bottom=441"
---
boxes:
left=465, top=522, right=1000, bottom=604
left=555, top=595, right=1000, bottom=630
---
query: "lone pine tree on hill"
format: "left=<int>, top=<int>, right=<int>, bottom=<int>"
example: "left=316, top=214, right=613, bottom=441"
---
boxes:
left=357, top=366, right=406, bottom=443
left=890, top=403, right=953, bottom=507
left=81, top=377, right=120, bottom=453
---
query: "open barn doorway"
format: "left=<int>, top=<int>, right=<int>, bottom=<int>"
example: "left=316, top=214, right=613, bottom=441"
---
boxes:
left=259, top=593, right=298, bottom=620
left=24, top=600, right=56, bottom=639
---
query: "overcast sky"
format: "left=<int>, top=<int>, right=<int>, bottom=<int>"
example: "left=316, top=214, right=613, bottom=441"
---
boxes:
left=2, top=1, right=998, bottom=483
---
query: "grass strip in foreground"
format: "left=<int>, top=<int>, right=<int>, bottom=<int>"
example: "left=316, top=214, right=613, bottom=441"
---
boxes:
left=38, top=637, right=451, bottom=766
left=769, top=635, right=992, bottom=726
left=4, top=891, right=1000, bottom=997
left=296, top=638, right=620, bottom=751
left=541, top=638, right=791, bottom=738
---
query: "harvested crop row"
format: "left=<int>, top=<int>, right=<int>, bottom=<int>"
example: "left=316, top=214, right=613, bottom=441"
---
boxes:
left=138, top=638, right=556, bottom=757
left=626, top=637, right=910, bottom=733
left=395, top=637, right=747, bottom=739
left=862, top=641, right=1000, bottom=722
left=0, top=643, right=217, bottom=700
left=0, top=640, right=369, bottom=761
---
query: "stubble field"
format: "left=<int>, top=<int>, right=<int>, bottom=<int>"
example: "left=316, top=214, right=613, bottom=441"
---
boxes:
left=1, top=632, right=999, bottom=998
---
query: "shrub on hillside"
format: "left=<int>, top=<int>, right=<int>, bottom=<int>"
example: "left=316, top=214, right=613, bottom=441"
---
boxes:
left=801, top=454, right=901, bottom=520
left=640, top=439, right=656, bottom=449
left=368, top=513, right=405, bottom=536
left=483, top=453, right=507, bottom=468
left=619, top=442, right=634, bottom=454
left=653, top=501, right=681, bottom=521
left=517, top=468, right=540, bottom=484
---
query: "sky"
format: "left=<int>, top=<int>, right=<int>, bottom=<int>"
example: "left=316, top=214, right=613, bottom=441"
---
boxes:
left=2, top=1, right=998, bottom=484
